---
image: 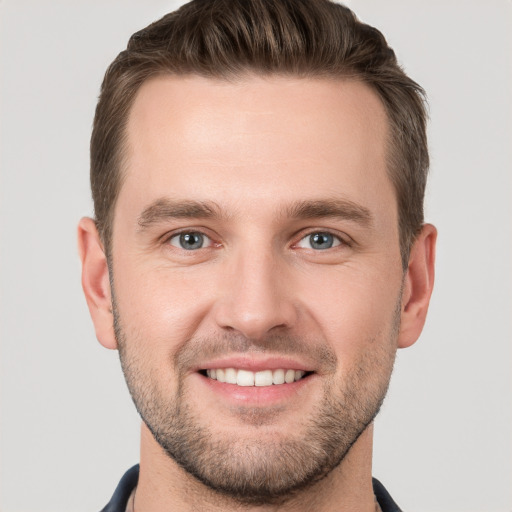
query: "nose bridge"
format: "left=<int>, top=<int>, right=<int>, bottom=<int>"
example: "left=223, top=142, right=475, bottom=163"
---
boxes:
left=214, top=242, right=296, bottom=339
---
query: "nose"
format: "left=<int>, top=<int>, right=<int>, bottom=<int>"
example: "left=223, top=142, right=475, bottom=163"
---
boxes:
left=212, top=248, right=298, bottom=340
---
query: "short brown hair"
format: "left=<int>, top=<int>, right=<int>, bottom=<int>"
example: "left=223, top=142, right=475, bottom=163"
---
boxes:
left=91, top=0, right=428, bottom=268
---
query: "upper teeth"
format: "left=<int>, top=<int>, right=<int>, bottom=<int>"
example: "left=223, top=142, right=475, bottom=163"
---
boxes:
left=206, top=368, right=306, bottom=386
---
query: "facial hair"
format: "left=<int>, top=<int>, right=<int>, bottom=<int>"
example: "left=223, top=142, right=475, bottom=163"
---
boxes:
left=113, top=297, right=399, bottom=506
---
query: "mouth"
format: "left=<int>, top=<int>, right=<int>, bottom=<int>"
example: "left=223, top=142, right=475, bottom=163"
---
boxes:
left=199, top=368, right=313, bottom=387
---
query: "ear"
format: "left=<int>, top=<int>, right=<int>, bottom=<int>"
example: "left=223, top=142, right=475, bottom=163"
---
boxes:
left=398, top=223, right=437, bottom=349
left=77, top=217, right=117, bottom=350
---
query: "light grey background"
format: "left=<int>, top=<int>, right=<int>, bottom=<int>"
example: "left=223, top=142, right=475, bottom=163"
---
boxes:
left=0, top=1, right=510, bottom=511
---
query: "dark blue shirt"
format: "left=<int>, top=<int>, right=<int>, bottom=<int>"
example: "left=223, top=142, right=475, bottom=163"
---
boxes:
left=101, top=465, right=403, bottom=511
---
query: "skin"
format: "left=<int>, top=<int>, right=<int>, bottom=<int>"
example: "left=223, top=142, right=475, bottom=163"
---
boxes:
left=78, top=75, right=436, bottom=511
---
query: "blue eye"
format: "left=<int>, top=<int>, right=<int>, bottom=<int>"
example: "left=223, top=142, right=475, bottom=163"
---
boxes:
left=297, top=232, right=341, bottom=250
left=169, top=232, right=209, bottom=250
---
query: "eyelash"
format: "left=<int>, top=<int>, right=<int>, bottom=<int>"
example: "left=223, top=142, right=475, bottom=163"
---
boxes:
left=167, top=230, right=217, bottom=250
left=293, top=231, right=348, bottom=251
left=164, top=229, right=350, bottom=252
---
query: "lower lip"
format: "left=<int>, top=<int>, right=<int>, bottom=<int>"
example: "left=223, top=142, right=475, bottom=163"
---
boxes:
left=197, top=373, right=314, bottom=405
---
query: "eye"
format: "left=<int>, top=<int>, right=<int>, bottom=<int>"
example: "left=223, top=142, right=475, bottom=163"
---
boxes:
left=296, top=232, right=342, bottom=250
left=169, top=231, right=211, bottom=250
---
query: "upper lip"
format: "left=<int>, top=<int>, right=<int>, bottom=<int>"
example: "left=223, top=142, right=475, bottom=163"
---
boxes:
left=193, top=355, right=315, bottom=373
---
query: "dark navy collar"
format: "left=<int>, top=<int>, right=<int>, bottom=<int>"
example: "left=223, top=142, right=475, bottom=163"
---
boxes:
left=100, top=465, right=139, bottom=512
left=372, top=477, right=402, bottom=512
left=101, top=464, right=402, bottom=512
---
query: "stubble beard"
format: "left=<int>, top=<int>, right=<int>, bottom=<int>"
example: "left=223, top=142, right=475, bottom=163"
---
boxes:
left=113, top=301, right=399, bottom=506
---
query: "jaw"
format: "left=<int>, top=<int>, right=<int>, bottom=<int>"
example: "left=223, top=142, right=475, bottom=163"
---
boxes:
left=137, top=419, right=377, bottom=511
left=126, top=338, right=394, bottom=510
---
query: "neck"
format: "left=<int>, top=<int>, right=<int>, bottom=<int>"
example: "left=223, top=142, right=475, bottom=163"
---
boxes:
left=134, top=423, right=377, bottom=512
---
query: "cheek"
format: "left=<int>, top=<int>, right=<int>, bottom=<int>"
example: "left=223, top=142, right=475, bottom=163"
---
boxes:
left=113, top=259, right=216, bottom=349
left=301, top=266, right=402, bottom=359
left=113, top=265, right=214, bottom=395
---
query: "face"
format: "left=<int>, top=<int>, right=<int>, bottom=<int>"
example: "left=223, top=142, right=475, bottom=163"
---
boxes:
left=110, top=75, right=404, bottom=503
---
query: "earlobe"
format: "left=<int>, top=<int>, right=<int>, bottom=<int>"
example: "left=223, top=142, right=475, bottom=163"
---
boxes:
left=77, top=217, right=117, bottom=350
left=398, top=224, right=437, bottom=349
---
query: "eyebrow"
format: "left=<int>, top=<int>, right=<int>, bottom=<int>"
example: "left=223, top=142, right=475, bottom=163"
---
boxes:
left=137, top=199, right=223, bottom=229
left=137, top=197, right=373, bottom=230
left=285, top=199, right=373, bottom=227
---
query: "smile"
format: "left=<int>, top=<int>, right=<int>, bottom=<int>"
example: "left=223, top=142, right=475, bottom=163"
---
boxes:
left=204, top=368, right=309, bottom=386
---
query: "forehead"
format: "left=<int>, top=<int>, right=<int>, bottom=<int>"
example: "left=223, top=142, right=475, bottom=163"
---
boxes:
left=119, top=74, right=394, bottom=224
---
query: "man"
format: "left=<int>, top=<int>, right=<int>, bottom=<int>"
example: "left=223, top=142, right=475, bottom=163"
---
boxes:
left=78, top=0, right=436, bottom=510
